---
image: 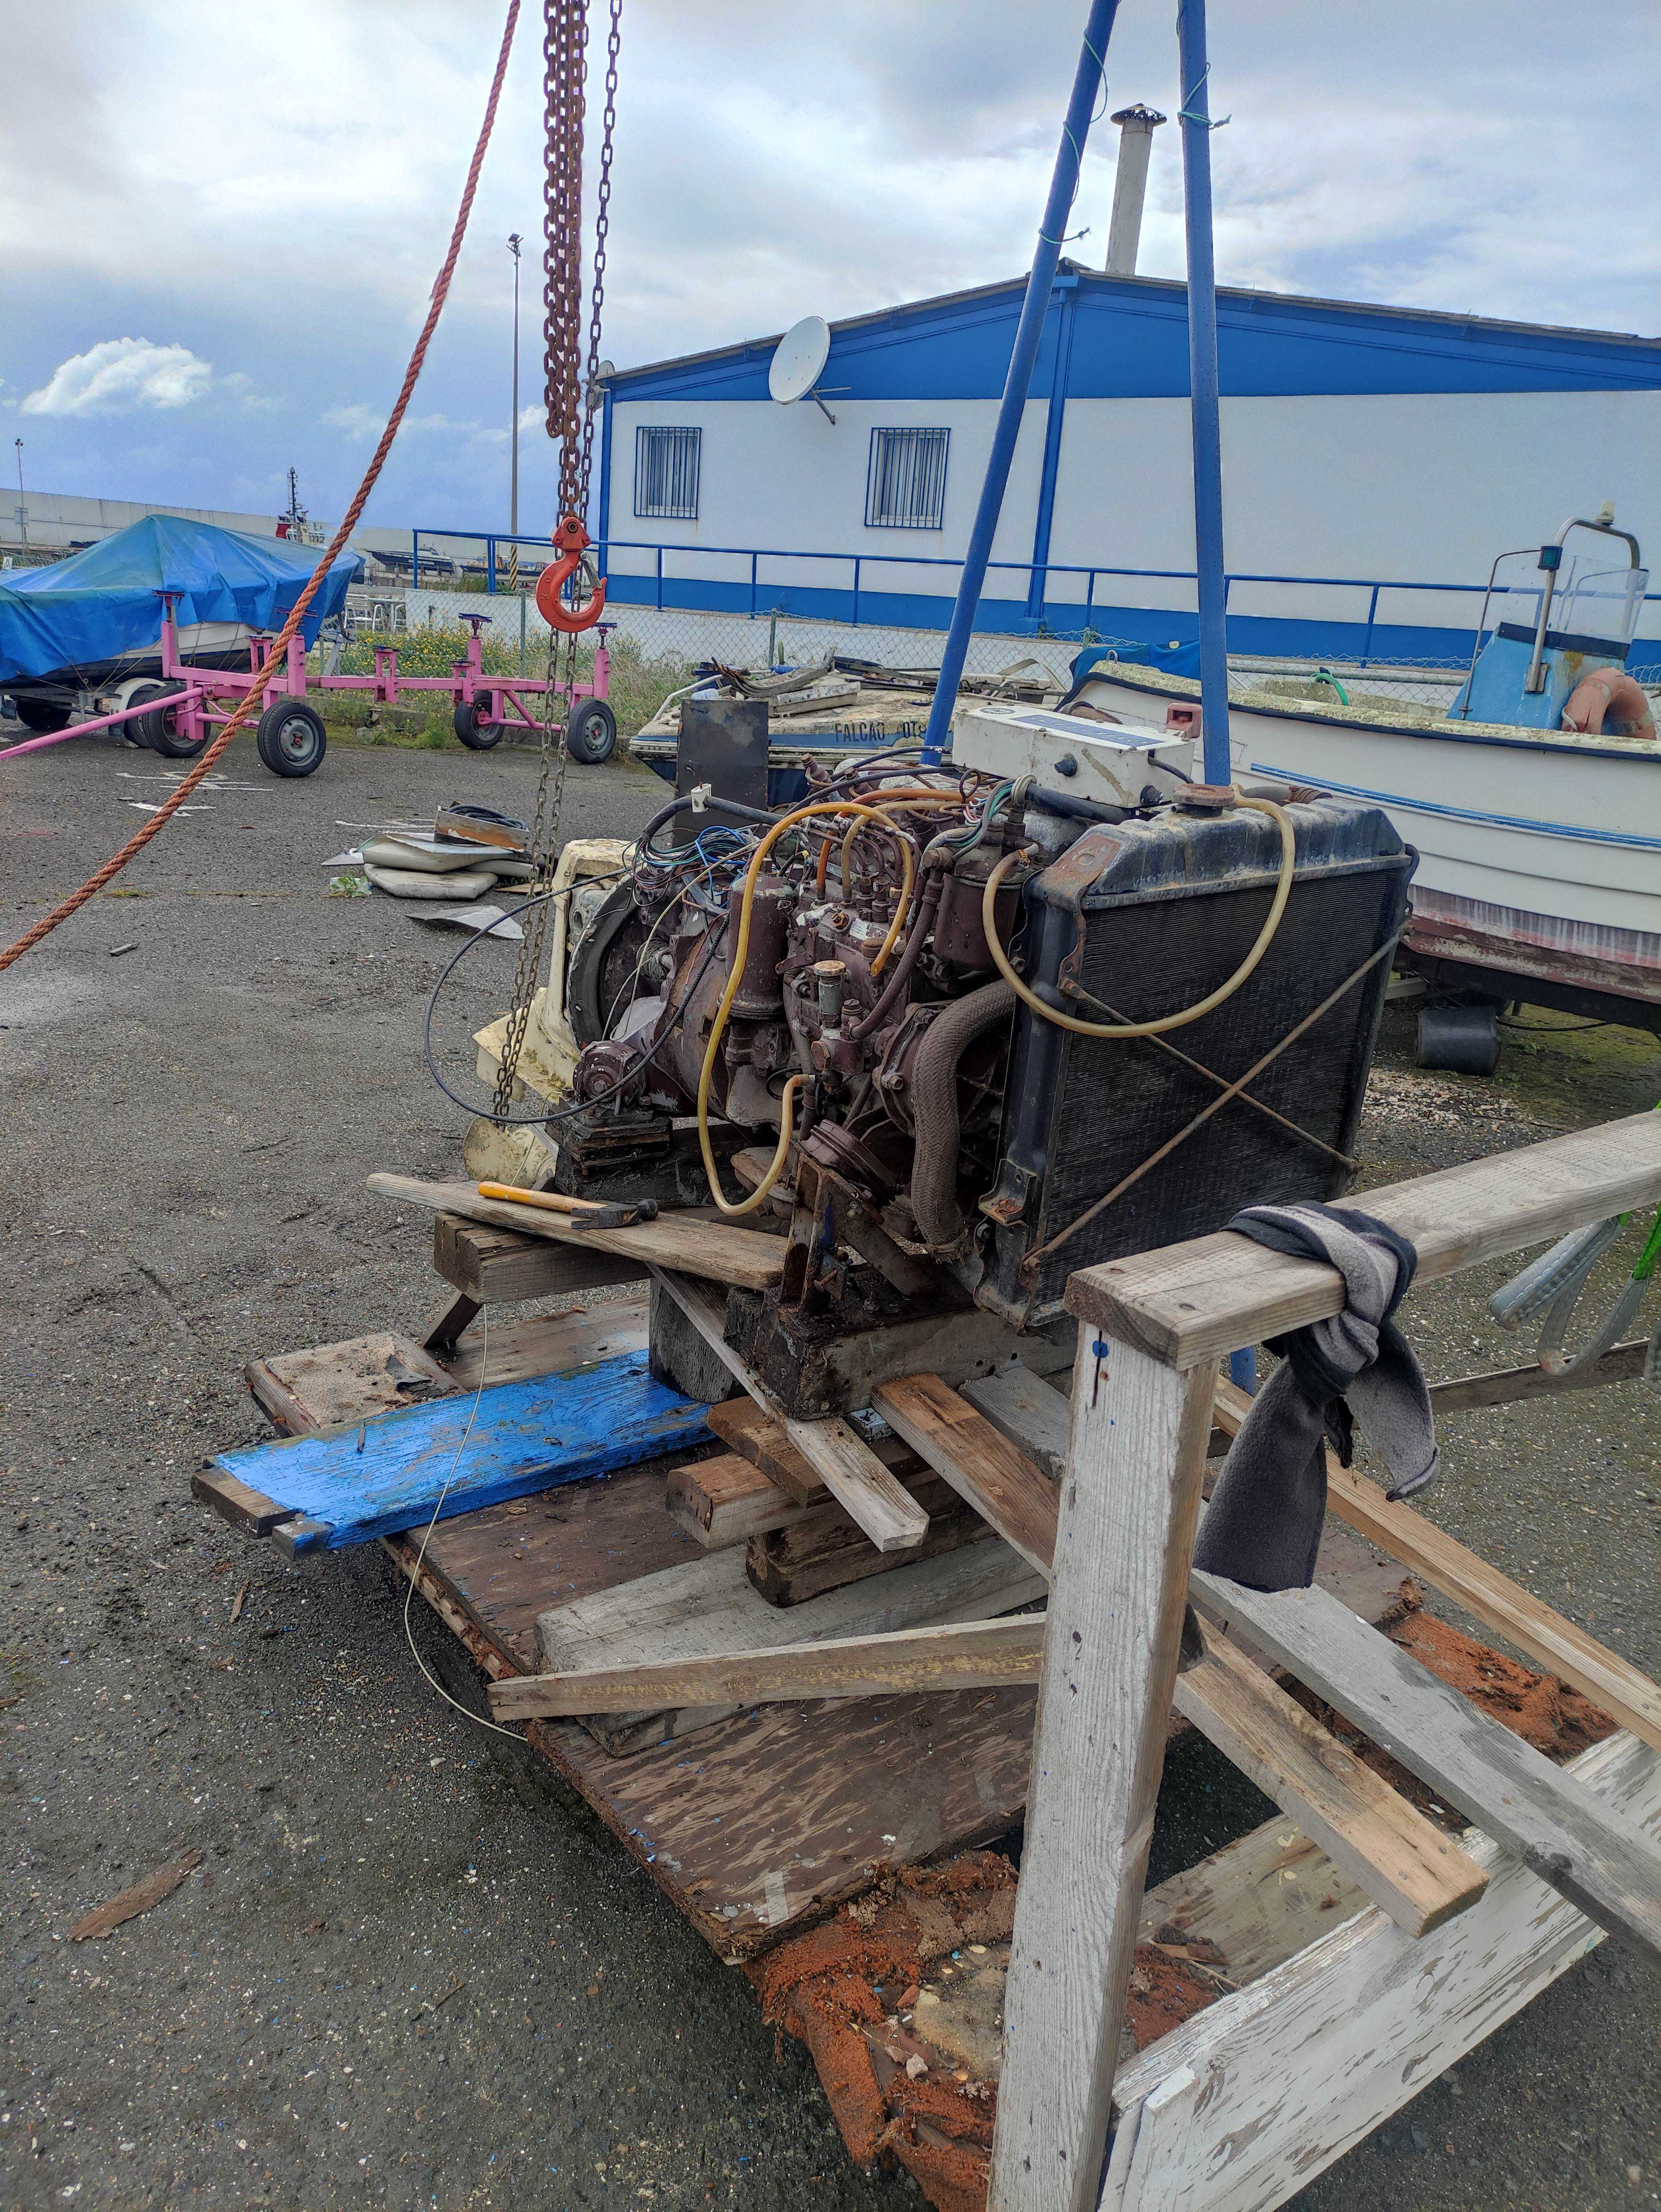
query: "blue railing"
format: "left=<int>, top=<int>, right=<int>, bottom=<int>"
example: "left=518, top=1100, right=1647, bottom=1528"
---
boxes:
left=404, top=527, right=1660, bottom=668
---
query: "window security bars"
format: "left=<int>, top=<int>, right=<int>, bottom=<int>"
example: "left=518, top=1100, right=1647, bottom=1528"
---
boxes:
left=866, top=427, right=949, bottom=531
left=635, top=425, right=701, bottom=521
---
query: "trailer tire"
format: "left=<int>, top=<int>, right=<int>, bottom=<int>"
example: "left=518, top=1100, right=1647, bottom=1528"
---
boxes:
left=13, top=697, right=71, bottom=733
left=454, top=699, right=504, bottom=750
left=256, top=697, right=328, bottom=778
left=566, top=698, right=617, bottom=764
left=130, top=683, right=209, bottom=759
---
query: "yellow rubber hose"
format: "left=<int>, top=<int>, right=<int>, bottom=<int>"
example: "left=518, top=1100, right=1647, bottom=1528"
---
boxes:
left=698, top=800, right=916, bottom=1214
left=979, top=795, right=1297, bottom=1039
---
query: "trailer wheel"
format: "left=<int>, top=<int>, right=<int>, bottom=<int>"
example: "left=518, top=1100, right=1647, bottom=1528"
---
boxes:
left=566, top=698, right=617, bottom=764
left=256, top=697, right=328, bottom=778
left=1415, top=1002, right=1499, bottom=1076
left=130, top=683, right=210, bottom=759
left=454, top=699, right=504, bottom=750
left=13, top=697, right=70, bottom=733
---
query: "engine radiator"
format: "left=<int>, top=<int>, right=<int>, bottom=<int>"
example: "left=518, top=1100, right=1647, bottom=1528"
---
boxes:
left=978, top=794, right=1414, bottom=1327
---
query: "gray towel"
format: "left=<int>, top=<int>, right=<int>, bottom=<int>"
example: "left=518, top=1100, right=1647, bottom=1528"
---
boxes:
left=1193, top=1202, right=1439, bottom=1592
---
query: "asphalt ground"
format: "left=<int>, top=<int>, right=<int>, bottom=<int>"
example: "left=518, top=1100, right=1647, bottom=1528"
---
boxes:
left=1, top=717, right=1658, bottom=2211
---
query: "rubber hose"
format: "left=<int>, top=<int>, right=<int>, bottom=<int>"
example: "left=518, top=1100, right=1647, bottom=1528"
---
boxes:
left=638, top=790, right=777, bottom=859
left=909, top=980, right=1017, bottom=1246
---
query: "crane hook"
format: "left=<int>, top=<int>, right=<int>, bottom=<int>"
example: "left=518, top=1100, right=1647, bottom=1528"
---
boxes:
left=535, top=513, right=608, bottom=633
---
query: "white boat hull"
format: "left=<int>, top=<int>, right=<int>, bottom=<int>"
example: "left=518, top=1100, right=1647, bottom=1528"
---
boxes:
left=1076, top=667, right=1661, bottom=1006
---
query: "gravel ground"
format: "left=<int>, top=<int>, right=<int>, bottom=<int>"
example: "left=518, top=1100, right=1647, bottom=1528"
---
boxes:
left=1, top=719, right=1658, bottom=2211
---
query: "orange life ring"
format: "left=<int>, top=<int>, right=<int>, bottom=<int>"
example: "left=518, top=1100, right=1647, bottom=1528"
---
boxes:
left=1562, top=666, right=1657, bottom=742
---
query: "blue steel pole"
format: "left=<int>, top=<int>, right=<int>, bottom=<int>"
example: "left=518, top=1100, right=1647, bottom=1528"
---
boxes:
left=1177, top=0, right=1232, bottom=787
left=919, top=0, right=1122, bottom=765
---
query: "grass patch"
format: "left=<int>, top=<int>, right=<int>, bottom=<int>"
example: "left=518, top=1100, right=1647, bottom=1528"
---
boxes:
left=318, top=624, right=696, bottom=748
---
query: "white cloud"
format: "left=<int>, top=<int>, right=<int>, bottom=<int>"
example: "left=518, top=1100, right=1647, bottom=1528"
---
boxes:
left=22, top=337, right=214, bottom=417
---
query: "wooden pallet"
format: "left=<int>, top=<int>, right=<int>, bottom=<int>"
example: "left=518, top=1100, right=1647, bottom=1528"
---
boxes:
left=196, top=1117, right=1661, bottom=2212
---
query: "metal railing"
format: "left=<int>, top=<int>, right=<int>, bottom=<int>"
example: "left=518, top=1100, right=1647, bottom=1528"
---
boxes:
left=405, top=527, right=1661, bottom=668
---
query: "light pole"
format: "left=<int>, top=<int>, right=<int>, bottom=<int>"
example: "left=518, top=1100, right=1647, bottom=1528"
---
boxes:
left=13, top=439, right=26, bottom=552
left=507, top=233, right=522, bottom=606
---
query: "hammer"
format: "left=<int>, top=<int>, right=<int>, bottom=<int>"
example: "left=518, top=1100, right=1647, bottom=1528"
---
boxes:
left=477, top=1182, right=658, bottom=1232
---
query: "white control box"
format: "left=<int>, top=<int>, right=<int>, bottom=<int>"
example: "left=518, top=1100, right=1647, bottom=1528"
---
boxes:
left=952, top=701, right=1195, bottom=807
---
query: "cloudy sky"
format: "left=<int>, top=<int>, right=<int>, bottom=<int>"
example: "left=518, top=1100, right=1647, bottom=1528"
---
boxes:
left=1, top=0, right=1655, bottom=533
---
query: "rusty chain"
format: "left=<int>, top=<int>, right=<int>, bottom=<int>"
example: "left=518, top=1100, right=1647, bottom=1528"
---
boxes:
left=490, top=0, right=620, bottom=1122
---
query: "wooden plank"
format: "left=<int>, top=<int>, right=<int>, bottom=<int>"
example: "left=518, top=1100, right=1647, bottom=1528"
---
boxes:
left=432, top=1210, right=648, bottom=1301
left=1428, top=1338, right=1649, bottom=1414
left=990, top=1337, right=1218, bottom=2212
left=706, top=1396, right=827, bottom=1504
left=1191, top=1570, right=1661, bottom=1961
left=782, top=1413, right=930, bottom=1553
left=1064, top=1109, right=1661, bottom=1368
left=1102, top=1729, right=1661, bottom=2212
left=1172, top=1629, right=1487, bottom=1938
left=391, top=1460, right=703, bottom=1671
left=245, top=1331, right=458, bottom=1437
left=212, top=1352, right=709, bottom=1548
left=651, top=1266, right=929, bottom=1552
left=373, top=1173, right=785, bottom=1292
left=745, top=1475, right=982, bottom=1604
left=874, top=1374, right=1476, bottom=1937
left=1213, top=1378, right=1661, bottom=1758
left=439, top=1301, right=650, bottom=1393
left=422, top=1289, right=481, bottom=1354
left=190, top=1466, right=297, bottom=1536
left=667, top=1453, right=808, bottom=1548
left=534, top=1539, right=1046, bottom=1681
left=1133, top=1817, right=1370, bottom=1992
left=525, top=1683, right=1040, bottom=1960
left=873, top=1371, right=1059, bottom=1577
left=706, top=1394, right=923, bottom=1505
left=962, top=1363, right=1073, bottom=1478
left=491, top=1614, right=1047, bottom=1719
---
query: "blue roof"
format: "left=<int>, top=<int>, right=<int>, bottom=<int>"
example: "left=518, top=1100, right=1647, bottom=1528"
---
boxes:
left=606, top=266, right=1661, bottom=405
left=0, top=514, right=363, bottom=685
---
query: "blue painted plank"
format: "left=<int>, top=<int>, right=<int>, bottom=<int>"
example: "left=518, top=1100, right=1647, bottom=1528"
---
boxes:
left=216, top=1351, right=709, bottom=1548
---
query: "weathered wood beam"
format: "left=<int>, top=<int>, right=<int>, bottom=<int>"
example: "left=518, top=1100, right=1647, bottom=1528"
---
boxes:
left=990, top=1337, right=1218, bottom=2212
left=650, top=1267, right=929, bottom=1553
left=1191, top=1569, right=1661, bottom=1962
left=1064, top=1110, right=1661, bottom=1368
left=1213, top=1378, right=1661, bottom=1758
left=1173, top=1627, right=1487, bottom=1938
left=488, top=1615, right=1046, bottom=1719
left=372, top=1173, right=785, bottom=1292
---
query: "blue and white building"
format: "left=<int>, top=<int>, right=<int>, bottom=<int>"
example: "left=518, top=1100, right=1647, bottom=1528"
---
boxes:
left=594, top=264, right=1661, bottom=664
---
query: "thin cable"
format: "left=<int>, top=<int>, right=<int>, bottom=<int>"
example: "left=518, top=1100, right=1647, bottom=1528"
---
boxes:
left=400, top=1307, right=524, bottom=1740
left=0, top=0, right=522, bottom=975
left=423, top=889, right=729, bottom=1123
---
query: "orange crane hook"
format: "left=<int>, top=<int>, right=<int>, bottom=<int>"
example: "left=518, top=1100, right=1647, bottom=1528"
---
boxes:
left=535, top=512, right=608, bottom=633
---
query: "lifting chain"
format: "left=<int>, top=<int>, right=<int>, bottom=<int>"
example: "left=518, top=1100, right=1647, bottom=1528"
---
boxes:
left=491, top=0, right=621, bottom=1123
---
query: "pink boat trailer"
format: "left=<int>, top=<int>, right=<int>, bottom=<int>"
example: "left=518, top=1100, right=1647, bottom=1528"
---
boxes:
left=2, top=597, right=616, bottom=779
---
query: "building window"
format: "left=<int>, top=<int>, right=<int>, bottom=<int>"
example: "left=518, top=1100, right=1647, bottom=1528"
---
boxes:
left=865, top=427, right=949, bottom=530
left=634, top=425, right=701, bottom=520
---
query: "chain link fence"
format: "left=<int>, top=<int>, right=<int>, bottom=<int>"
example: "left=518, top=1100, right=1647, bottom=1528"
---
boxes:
left=347, top=586, right=1659, bottom=738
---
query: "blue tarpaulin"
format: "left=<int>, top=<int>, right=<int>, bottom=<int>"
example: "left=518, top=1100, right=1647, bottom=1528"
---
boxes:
left=0, top=515, right=363, bottom=685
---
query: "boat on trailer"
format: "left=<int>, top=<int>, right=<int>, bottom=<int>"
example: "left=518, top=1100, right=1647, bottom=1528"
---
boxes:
left=1064, top=516, right=1661, bottom=1062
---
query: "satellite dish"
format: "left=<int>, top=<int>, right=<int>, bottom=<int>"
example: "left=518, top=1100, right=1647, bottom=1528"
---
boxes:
left=769, top=316, right=831, bottom=404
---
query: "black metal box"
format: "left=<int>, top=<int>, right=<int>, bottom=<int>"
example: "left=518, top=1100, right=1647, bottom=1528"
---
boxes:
left=977, top=794, right=1414, bottom=1327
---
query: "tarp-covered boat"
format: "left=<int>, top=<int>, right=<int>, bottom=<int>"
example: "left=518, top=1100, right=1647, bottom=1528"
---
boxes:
left=0, top=515, right=362, bottom=688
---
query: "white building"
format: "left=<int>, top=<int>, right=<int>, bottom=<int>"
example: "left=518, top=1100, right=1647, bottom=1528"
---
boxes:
left=593, top=264, right=1661, bottom=664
